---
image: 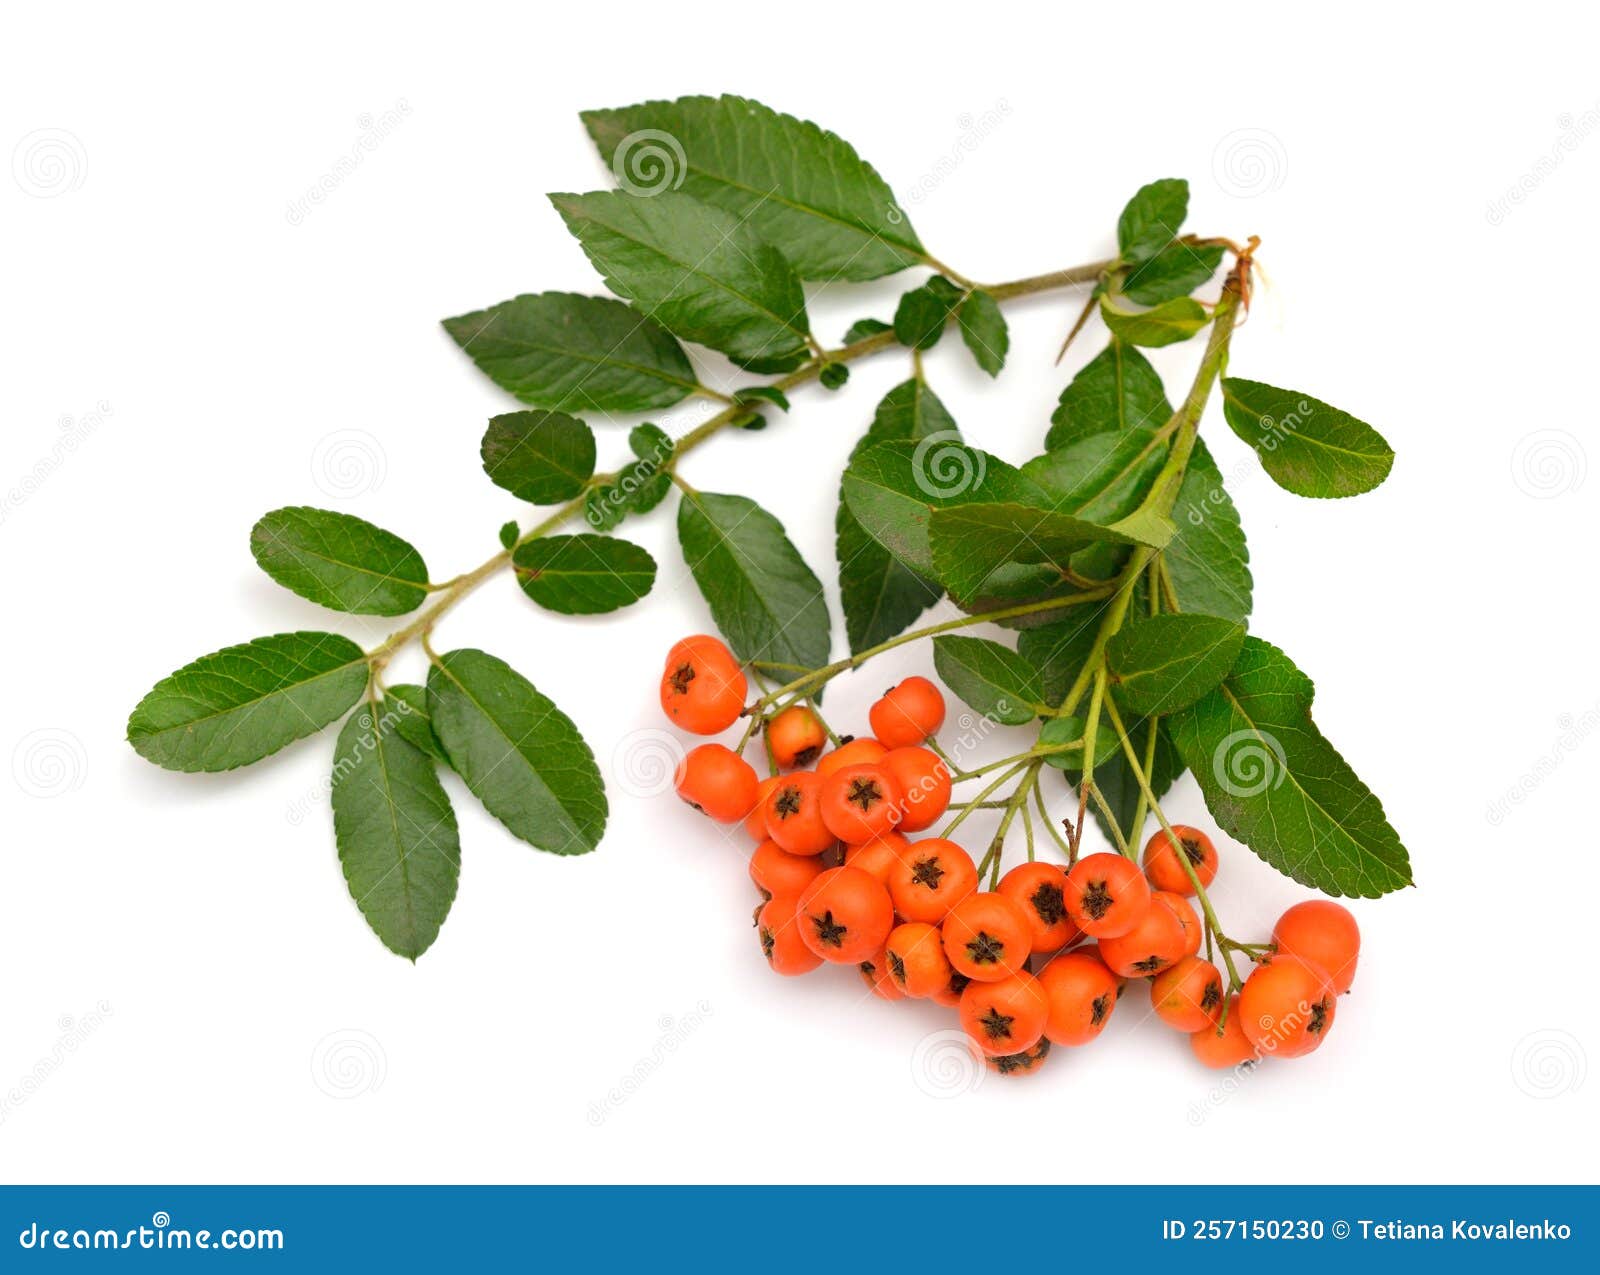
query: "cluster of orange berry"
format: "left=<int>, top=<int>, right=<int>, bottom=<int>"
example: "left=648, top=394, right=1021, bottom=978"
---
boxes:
left=662, top=634, right=1361, bottom=1076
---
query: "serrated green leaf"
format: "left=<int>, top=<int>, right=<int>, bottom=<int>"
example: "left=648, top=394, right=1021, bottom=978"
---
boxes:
left=1108, top=614, right=1247, bottom=715
left=1047, top=342, right=1172, bottom=450
left=1117, top=178, right=1189, bottom=263
left=513, top=534, right=656, bottom=614
left=480, top=410, right=596, bottom=504
left=677, top=489, right=831, bottom=674
left=1166, top=439, right=1253, bottom=622
left=841, top=439, right=1046, bottom=581
left=1168, top=637, right=1412, bottom=897
left=1100, top=295, right=1209, bottom=348
left=958, top=289, right=1008, bottom=375
left=1121, top=241, right=1225, bottom=306
left=331, top=705, right=460, bottom=960
left=551, top=190, right=810, bottom=372
left=581, top=95, right=923, bottom=281
left=630, top=422, right=672, bottom=461
left=1022, top=427, right=1167, bottom=525
left=441, top=291, right=699, bottom=413
left=894, top=276, right=963, bottom=350
left=127, top=632, right=369, bottom=772
left=1220, top=378, right=1395, bottom=498
left=1016, top=608, right=1108, bottom=704
left=382, top=684, right=449, bottom=763
left=932, top=636, right=1043, bottom=725
left=927, top=502, right=1154, bottom=604
left=836, top=379, right=954, bottom=654
left=250, top=508, right=429, bottom=617
left=426, top=649, right=606, bottom=854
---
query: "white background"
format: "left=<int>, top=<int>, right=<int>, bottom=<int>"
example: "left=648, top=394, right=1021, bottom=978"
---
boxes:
left=3, top=1, right=1596, bottom=1184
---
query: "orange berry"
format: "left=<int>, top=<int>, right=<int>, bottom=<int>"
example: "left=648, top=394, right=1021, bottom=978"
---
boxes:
left=1098, top=890, right=1192, bottom=977
left=749, top=838, right=826, bottom=900
left=818, top=763, right=904, bottom=845
left=942, top=892, right=1033, bottom=983
left=1272, top=900, right=1360, bottom=994
left=659, top=635, right=746, bottom=734
left=761, top=771, right=835, bottom=855
left=1150, top=955, right=1224, bottom=1032
left=1037, top=947, right=1120, bottom=1046
left=986, top=1037, right=1051, bottom=1077
left=1063, top=852, right=1152, bottom=938
left=1142, top=824, right=1218, bottom=896
left=868, top=676, right=946, bottom=749
left=997, top=861, right=1080, bottom=954
left=858, top=947, right=906, bottom=1000
left=814, top=737, right=887, bottom=777
left=886, top=837, right=978, bottom=923
left=794, top=866, right=894, bottom=964
left=1239, top=953, right=1337, bottom=1059
left=673, top=743, right=758, bottom=823
left=744, top=776, right=782, bottom=840
left=883, top=921, right=954, bottom=998
left=1190, top=995, right=1260, bottom=1069
left=959, top=972, right=1048, bottom=1057
left=765, top=705, right=827, bottom=769
left=879, top=746, right=951, bottom=832
left=843, top=832, right=910, bottom=885
left=756, top=896, right=823, bottom=976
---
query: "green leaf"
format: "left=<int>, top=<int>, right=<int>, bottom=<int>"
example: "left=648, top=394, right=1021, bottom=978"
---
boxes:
left=894, top=276, right=964, bottom=350
left=734, top=386, right=791, bottom=413
left=426, top=649, right=607, bottom=854
left=1108, top=614, right=1247, bottom=715
left=497, top=521, right=519, bottom=551
left=250, top=508, right=429, bottom=617
left=841, top=440, right=1045, bottom=581
left=331, top=705, right=460, bottom=960
left=1166, top=439, right=1253, bottom=622
left=1117, top=178, right=1188, bottom=262
left=1038, top=714, right=1119, bottom=769
left=127, top=632, right=369, bottom=772
left=1017, top=608, right=1107, bottom=704
left=931, top=636, right=1043, bottom=725
left=927, top=502, right=1154, bottom=604
left=581, top=95, right=923, bottom=281
left=512, top=534, right=657, bottom=614
left=836, top=379, right=954, bottom=654
left=551, top=190, right=811, bottom=372
left=1100, top=295, right=1209, bottom=348
left=1168, top=637, right=1412, bottom=897
left=480, top=410, right=596, bottom=504
left=677, top=489, right=831, bottom=674
left=1022, top=427, right=1167, bottom=525
left=958, top=289, right=1008, bottom=375
left=1121, top=241, right=1225, bottom=306
left=441, top=291, right=699, bottom=413
left=1220, top=378, right=1395, bottom=498
left=844, top=317, right=892, bottom=344
left=630, top=422, right=672, bottom=461
left=585, top=461, right=671, bottom=532
left=1047, top=342, right=1172, bottom=450
left=819, top=363, right=850, bottom=390
left=382, top=684, right=449, bottom=763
